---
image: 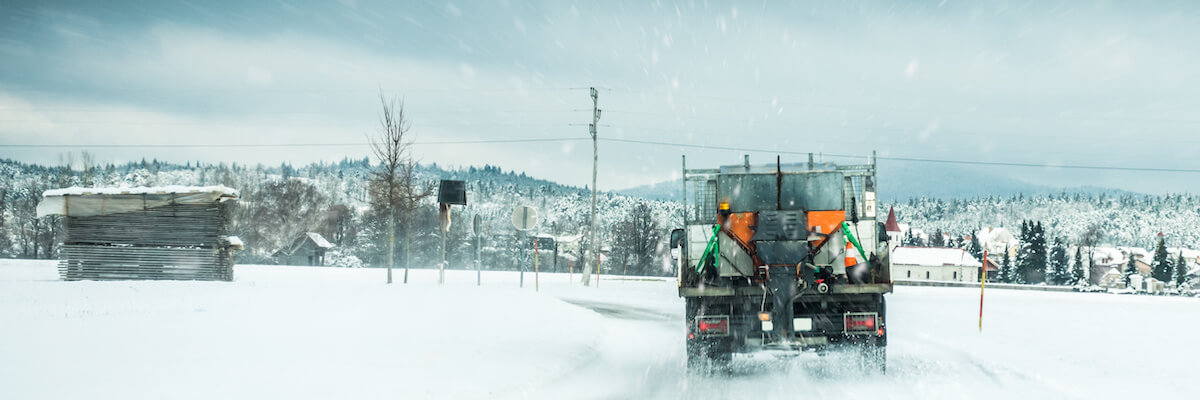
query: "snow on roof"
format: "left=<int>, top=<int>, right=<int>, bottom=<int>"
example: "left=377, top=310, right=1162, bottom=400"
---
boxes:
left=223, top=236, right=244, bottom=250
left=1089, top=247, right=1128, bottom=265
left=976, top=227, right=1017, bottom=247
left=1167, top=248, right=1200, bottom=259
left=306, top=232, right=334, bottom=249
left=43, top=185, right=238, bottom=198
left=1117, top=247, right=1149, bottom=259
left=891, top=246, right=982, bottom=267
left=37, top=185, right=240, bottom=217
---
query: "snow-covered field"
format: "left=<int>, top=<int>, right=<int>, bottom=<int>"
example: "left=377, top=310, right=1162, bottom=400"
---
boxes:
left=2, top=260, right=1197, bottom=399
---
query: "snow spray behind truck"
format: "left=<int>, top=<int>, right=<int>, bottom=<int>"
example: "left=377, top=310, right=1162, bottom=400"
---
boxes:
left=671, top=154, right=892, bottom=372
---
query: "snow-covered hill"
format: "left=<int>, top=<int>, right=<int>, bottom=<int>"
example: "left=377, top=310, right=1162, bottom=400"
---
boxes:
left=0, top=158, right=681, bottom=276
left=3, top=156, right=1195, bottom=270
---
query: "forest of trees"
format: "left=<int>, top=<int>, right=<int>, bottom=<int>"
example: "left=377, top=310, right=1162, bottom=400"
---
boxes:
left=4, top=155, right=1196, bottom=284
left=0, top=157, right=681, bottom=277
left=889, top=193, right=1200, bottom=249
left=899, top=215, right=1193, bottom=288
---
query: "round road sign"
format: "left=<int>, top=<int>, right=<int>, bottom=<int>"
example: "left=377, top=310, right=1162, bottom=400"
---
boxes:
left=511, top=206, right=538, bottom=231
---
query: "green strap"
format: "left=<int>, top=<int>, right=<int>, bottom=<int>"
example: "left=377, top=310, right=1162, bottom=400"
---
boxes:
left=695, top=224, right=721, bottom=274
left=842, top=221, right=869, bottom=263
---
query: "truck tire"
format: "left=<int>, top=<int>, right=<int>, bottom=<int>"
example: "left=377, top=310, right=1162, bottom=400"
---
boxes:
left=684, top=298, right=732, bottom=373
left=867, top=296, right=887, bottom=373
left=687, top=337, right=732, bottom=373
left=863, top=336, right=886, bottom=373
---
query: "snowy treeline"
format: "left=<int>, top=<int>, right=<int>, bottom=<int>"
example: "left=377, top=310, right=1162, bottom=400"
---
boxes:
left=888, top=193, right=1200, bottom=250
left=0, top=158, right=681, bottom=276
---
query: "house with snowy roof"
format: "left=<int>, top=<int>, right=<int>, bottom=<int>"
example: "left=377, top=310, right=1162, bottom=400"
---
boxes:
left=976, top=227, right=1018, bottom=256
left=891, top=246, right=986, bottom=283
left=1083, top=246, right=1131, bottom=285
left=273, top=232, right=335, bottom=266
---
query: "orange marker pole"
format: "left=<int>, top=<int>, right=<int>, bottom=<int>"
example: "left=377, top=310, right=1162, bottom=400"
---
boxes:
left=979, top=250, right=988, bottom=332
left=534, top=239, right=540, bottom=292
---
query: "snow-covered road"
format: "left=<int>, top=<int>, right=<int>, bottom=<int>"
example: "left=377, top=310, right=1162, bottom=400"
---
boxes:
left=2, top=261, right=1197, bottom=399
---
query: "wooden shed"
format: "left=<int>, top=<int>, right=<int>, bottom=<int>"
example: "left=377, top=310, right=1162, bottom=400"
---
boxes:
left=273, top=232, right=334, bottom=266
left=36, top=186, right=241, bottom=281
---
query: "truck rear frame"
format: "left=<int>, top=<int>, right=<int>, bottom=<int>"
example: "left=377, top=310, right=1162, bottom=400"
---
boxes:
left=674, top=154, right=892, bottom=371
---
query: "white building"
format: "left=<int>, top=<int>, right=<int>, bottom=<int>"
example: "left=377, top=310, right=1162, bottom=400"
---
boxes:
left=976, top=227, right=1018, bottom=256
left=891, top=246, right=983, bottom=283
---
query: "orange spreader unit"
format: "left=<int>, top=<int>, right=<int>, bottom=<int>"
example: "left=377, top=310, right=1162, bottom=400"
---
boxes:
left=806, top=210, right=845, bottom=251
left=717, top=212, right=757, bottom=249
left=719, top=210, right=845, bottom=257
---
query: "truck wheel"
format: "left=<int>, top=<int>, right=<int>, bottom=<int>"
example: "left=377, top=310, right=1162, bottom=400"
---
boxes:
left=687, top=338, right=732, bottom=373
left=864, top=338, right=887, bottom=373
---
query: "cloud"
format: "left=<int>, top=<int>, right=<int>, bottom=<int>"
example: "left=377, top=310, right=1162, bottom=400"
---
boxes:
left=3, top=2, right=1200, bottom=193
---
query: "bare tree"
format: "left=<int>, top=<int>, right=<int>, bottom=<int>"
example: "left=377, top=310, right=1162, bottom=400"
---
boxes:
left=80, top=151, right=95, bottom=187
left=369, top=92, right=433, bottom=284
left=1079, top=223, right=1105, bottom=284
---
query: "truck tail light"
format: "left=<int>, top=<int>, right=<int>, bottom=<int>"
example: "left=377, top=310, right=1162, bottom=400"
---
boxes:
left=696, top=316, right=730, bottom=336
left=844, top=312, right=878, bottom=332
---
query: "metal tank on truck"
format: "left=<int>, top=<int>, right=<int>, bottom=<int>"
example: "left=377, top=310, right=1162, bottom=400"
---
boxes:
left=669, top=153, right=893, bottom=372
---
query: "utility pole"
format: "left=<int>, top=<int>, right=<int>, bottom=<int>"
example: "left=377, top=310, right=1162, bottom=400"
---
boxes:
left=583, top=87, right=601, bottom=286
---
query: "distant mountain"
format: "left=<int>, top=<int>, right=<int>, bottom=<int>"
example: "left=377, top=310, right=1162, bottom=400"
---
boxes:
left=615, top=161, right=1142, bottom=202
left=615, top=179, right=684, bottom=202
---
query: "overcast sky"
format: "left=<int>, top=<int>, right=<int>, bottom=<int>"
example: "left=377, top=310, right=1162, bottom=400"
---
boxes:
left=2, top=0, right=1198, bottom=193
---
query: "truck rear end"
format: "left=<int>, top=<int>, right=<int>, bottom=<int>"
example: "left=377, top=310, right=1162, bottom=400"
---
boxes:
left=672, top=154, right=892, bottom=372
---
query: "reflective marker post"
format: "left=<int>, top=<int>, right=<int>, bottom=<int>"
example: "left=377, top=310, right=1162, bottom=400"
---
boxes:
left=980, top=250, right=988, bottom=332
left=473, top=214, right=481, bottom=286
left=510, top=206, right=539, bottom=289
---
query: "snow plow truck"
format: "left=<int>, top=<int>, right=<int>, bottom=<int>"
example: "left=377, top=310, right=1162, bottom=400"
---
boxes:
left=671, top=154, right=892, bottom=372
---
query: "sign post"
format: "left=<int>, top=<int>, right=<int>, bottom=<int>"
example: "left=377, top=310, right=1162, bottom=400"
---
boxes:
left=473, top=214, right=482, bottom=286
left=437, top=180, right=467, bottom=285
left=511, top=206, right=538, bottom=288
left=534, top=237, right=540, bottom=292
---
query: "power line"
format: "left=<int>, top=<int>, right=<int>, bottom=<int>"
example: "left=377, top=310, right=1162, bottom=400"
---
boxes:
left=0, top=138, right=587, bottom=149
left=607, top=89, right=1200, bottom=126
left=598, top=138, right=1200, bottom=174
left=876, top=156, right=1200, bottom=174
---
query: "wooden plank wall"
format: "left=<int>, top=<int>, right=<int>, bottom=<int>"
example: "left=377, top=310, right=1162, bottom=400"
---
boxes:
left=59, top=203, right=235, bottom=281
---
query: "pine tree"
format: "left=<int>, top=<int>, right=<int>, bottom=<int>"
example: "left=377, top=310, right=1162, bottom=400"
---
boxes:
left=999, top=247, right=1015, bottom=283
left=1026, top=222, right=1048, bottom=283
left=1150, top=237, right=1170, bottom=282
left=1175, top=252, right=1189, bottom=287
left=1047, top=236, right=1068, bottom=285
left=1123, top=255, right=1139, bottom=288
left=929, top=229, right=944, bottom=247
left=1070, top=246, right=1086, bottom=286
left=967, top=233, right=983, bottom=262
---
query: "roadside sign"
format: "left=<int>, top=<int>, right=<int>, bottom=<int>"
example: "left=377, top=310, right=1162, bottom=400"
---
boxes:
left=438, top=180, right=467, bottom=205
left=511, top=206, right=538, bottom=231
